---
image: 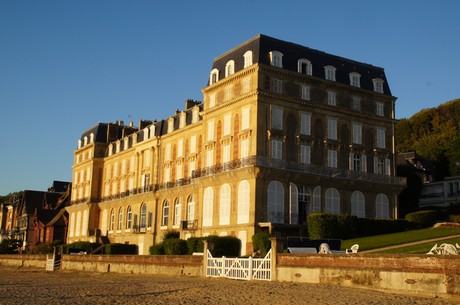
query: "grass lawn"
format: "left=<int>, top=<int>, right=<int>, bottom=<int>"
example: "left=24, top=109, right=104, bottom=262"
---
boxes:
left=377, top=237, right=460, bottom=254
left=341, top=227, right=460, bottom=252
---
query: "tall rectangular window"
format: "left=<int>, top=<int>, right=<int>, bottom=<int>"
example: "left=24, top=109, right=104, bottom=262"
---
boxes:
left=272, top=78, right=282, bottom=93
left=327, top=118, right=337, bottom=140
left=352, top=123, right=362, bottom=145
left=190, top=135, right=197, bottom=154
left=206, top=149, right=214, bottom=167
left=223, top=114, right=231, bottom=136
left=222, top=144, right=231, bottom=163
left=325, top=66, right=336, bottom=81
left=301, top=85, right=310, bottom=100
left=376, top=102, right=384, bottom=116
left=300, top=145, right=311, bottom=164
left=271, top=106, right=283, bottom=130
left=271, top=140, right=283, bottom=159
left=300, top=112, right=311, bottom=135
left=376, top=128, right=385, bottom=148
left=353, top=154, right=362, bottom=172
left=327, top=91, right=336, bottom=106
left=328, top=149, right=337, bottom=168
left=242, top=107, right=250, bottom=130
left=352, top=96, right=361, bottom=111
left=177, top=139, right=184, bottom=158
left=165, top=143, right=171, bottom=162
left=242, top=77, right=251, bottom=93
left=241, top=139, right=249, bottom=158
left=207, top=120, right=215, bottom=141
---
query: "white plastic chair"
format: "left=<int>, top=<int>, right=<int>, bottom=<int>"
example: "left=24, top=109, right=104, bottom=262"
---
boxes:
left=318, top=243, right=331, bottom=254
left=346, top=244, right=359, bottom=254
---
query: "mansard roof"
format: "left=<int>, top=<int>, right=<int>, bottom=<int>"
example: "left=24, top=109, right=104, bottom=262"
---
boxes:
left=209, top=34, right=392, bottom=95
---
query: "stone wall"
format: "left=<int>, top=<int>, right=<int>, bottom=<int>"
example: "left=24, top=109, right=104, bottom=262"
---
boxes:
left=0, top=254, right=47, bottom=269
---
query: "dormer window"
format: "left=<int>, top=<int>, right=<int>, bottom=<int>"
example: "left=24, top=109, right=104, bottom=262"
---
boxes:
left=144, top=127, right=149, bottom=139
left=225, top=60, right=235, bottom=77
left=210, top=68, right=219, bottom=85
left=90, top=133, right=95, bottom=143
left=192, top=106, right=200, bottom=123
left=78, top=139, right=82, bottom=149
left=83, top=136, right=88, bottom=146
left=298, top=59, right=312, bottom=75
left=179, top=112, right=186, bottom=128
left=167, top=117, right=174, bottom=133
left=324, top=65, right=336, bottom=81
left=349, top=72, right=361, bottom=88
left=269, top=51, right=283, bottom=68
left=373, top=78, right=384, bottom=93
left=243, top=51, right=253, bottom=68
left=150, top=124, right=155, bottom=137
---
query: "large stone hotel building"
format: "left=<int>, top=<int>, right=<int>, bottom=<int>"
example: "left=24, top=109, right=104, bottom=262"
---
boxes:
left=67, top=35, right=405, bottom=255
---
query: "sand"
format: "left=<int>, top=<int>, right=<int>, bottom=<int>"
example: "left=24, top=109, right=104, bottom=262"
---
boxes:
left=0, top=266, right=458, bottom=305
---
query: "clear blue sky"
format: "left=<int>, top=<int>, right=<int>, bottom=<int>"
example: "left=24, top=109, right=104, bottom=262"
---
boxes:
left=1, top=1, right=459, bottom=195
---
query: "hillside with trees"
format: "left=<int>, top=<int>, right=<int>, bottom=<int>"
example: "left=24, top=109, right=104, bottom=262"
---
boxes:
left=396, top=98, right=460, bottom=180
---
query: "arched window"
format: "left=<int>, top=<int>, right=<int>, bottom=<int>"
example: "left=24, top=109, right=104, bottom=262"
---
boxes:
left=174, top=198, right=182, bottom=226
left=312, top=186, right=321, bottom=212
left=289, top=183, right=299, bottom=224
left=298, top=59, right=312, bottom=75
left=162, top=200, right=169, bottom=226
left=267, top=181, right=284, bottom=223
left=351, top=191, right=365, bottom=218
left=376, top=194, right=389, bottom=219
left=219, top=184, right=231, bottom=225
left=237, top=180, right=250, bottom=224
left=325, top=188, right=340, bottom=214
left=126, top=206, right=132, bottom=229
left=373, top=78, right=384, bottom=93
left=349, top=72, right=361, bottom=87
left=210, top=68, right=219, bottom=85
left=225, top=60, right=235, bottom=77
left=203, top=187, right=214, bottom=227
left=117, top=207, right=124, bottom=230
left=187, top=195, right=195, bottom=225
left=324, top=65, right=336, bottom=81
left=243, top=51, right=253, bottom=68
left=140, top=203, right=147, bottom=229
left=109, top=209, right=115, bottom=231
left=269, top=51, right=283, bottom=68
left=298, top=185, right=311, bottom=224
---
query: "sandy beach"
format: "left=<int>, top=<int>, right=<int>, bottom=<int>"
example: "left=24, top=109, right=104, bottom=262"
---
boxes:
left=0, top=266, right=458, bottom=305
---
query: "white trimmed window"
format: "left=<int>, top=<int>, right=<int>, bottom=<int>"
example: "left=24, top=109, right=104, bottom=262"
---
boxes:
left=300, top=145, right=311, bottom=164
left=376, top=128, right=385, bottom=148
left=300, top=112, right=311, bottom=135
left=349, top=72, right=361, bottom=87
left=272, top=78, right=282, bottom=93
left=271, top=106, right=283, bottom=130
left=376, top=194, right=389, bottom=219
left=351, top=191, right=365, bottom=218
left=328, top=149, right=338, bottom=168
left=242, top=77, right=251, bottom=93
left=165, top=143, right=171, bottom=162
left=117, top=208, right=123, bottom=230
left=301, top=85, right=310, bottom=100
left=222, top=144, right=231, bottom=163
left=325, top=188, right=340, bottom=214
left=177, top=139, right=184, bottom=158
left=174, top=198, right=182, bottom=226
left=223, top=114, right=231, bottom=136
left=206, top=149, right=214, bottom=167
left=225, top=60, right=235, bottom=77
left=179, top=113, right=186, bottom=128
left=210, top=68, right=219, bottom=85
left=240, top=139, right=249, bottom=159
left=187, top=196, right=195, bottom=223
left=209, top=94, right=216, bottom=108
left=324, top=65, right=336, bottom=81
left=109, top=209, right=115, bottom=231
left=271, top=140, right=283, bottom=159
left=298, top=59, right=312, bottom=75
left=352, top=96, right=361, bottom=111
left=373, top=78, right=384, bottom=93
left=243, top=51, right=253, bottom=68
left=327, top=118, right=337, bottom=140
left=242, top=107, right=250, bottom=130
left=224, top=85, right=233, bottom=100
left=374, top=157, right=390, bottom=175
left=190, top=135, right=197, bottom=154
left=327, top=91, right=336, bottom=106
left=162, top=201, right=169, bottom=226
left=219, top=184, right=231, bottom=225
left=192, top=107, right=200, bottom=123
left=267, top=181, right=284, bottom=223
left=207, top=120, right=215, bottom=142
left=352, top=123, right=362, bottom=144
left=167, top=118, right=174, bottom=133
left=126, top=206, right=132, bottom=229
left=269, top=51, right=283, bottom=67
left=203, top=187, right=214, bottom=227
left=237, top=180, right=250, bottom=224
left=376, top=102, right=384, bottom=116
left=312, top=186, right=321, bottom=212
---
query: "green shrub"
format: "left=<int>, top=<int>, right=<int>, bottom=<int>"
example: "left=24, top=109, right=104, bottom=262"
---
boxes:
left=29, top=242, right=54, bottom=254
left=186, top=237, right=205, bottom=254
left=163, top=230, right=180, bottom=240
left=357, top=218, right=413, bottom=236
left=449, top=214, right=460, bottom=223
left=307, top=213, right=358, bottom=240
left=64, top=241, right=100, bottom=254
left=405, top=210, right=440, bottom=228
left=163, top=238, right=188, bottom=255
left=252, top=232, right=271, bottom=256
left=149, top=243, right=165, bottom=255
left=206, top=236, right=241, bottom=257
left=104, top=243, right=138, bottom=255
left=0, top=239, right=22, bottom=254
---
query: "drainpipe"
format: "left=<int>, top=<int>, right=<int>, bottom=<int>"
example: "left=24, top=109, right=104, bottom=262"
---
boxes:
left=392, top=96, right=398, bottom=218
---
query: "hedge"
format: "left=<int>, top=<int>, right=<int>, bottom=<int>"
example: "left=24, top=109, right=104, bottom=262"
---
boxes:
left=450, top=214, right=460, bottom=223
left=186, top=237, right=205, bottom=254
left=163, top=238, right=188, bottom=255
left=206, top=236, right=241, bottom=257
left=252, top=232, right=271, bottom=256
left=104, top=243, right=138, bottom=255
left=405, top=210, right=441, bottom=228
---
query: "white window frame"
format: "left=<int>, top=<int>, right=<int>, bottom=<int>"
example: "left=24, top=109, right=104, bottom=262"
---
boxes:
left=207, top=120, right=215, bottom=142
left=373, top=78, right=384, bottom=93
left=210, top=68, right=219, bottom=85
left=271, top=106, right=283, bottom=130
left=222, top=143, right=231, bottom=163
left=267, top=181, right=284, bottom=223
left=298, top=59, right=312, bottom=75
left=225, top=60, right=235, bottom=77
left=242, top=107, right=250, bottom=130
left=376, top=102, right=384, bottom=116
left=327, top=91, right=336, bottom=106
left=271, top=140, right=283, bottom=160
left=240, top=139, right=249, bottom=159
left=269, top=50, right=283, bottom=67
left=272, top=78, right=282, bottom=93
left=327, top=118, right=337, bottom=140
left=300, top=145, right=311, bottom=164
left=349, top=72, right=361, bottom=87
left=301, top=85, right=310, bottom=100
left=223, top=114, right=231, bottom=136
left=376, top=128, right=385, bottom=148
left=174, top=198, right=182, bottom=226
left=352, top=123, right=362, bottom=145
left=328, top=149, right=338, bottom=168
left=324, top=65, right=336, bottom=81
left=162, top=201, right=169, bottom=226
left=237, top=180, right=250, bottom=224
left=203, top=187, right=214, bottom=227
left=219, top=184, right=231, bottom=225
left=243, top=51, right=253, bottom=68
left=300, top=112, right=311, bottom=135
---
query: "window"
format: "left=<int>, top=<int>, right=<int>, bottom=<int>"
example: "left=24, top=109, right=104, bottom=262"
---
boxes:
left=242, top=77, right=251, bottom=93
left=243, top=51, right=253, bottom=68
left=140, top=203, right=147, bottom=229
left=192, top=107, right=200, bottom=123
left=373, top=78, right=384, bottom=93
left=240, top=139, right=249, bottom=159
left=349, top=72, right=361, bottom=87
left=298, top=59, right=312, bottom=75
left=219, top=184, right=231, bottom=225
left=300, top=112, right=311, bottom=135
left=352, top=96, right=361, bottom=111
left=267, top=181, right=284, bottom=223
left=161, top=201, right=169, bottom=226
left=301, top=85, right=310, bottom=100
left=209, top=94, right=216, bottom=108
left=222, top=144, right=231, bottom=163
left=165, top=143, right=172, bottom=162
left=210, top=68, right=219, bottom=85
left=374, top=157, right=390, bottom=175
left=126, top=206, right=132, bottom=229
left=328, top=149, right=337, bottom=168
left=376, top=102, right=384, bottom=116
left=352, top=123, right=362, bottom=144
left=117, top=208, right=123, bottom=230
left=327, top=91, right=336, bottom=106
left=352, top=153, right=362, bottom=172
left=312, top=186, right=321, bottom=212
left=289, top=183, right=299, bottom=224
left=325, top=188, right=340, bottom=214
left=300, top=145, right=311, bottom=164
left=351, top=191, right=365, bottom=218
left=298, top=185, right=311, bottom=221
left=223, top=114, right=231, bottom=136
left=109, top=209, right=115, bottom=231
left=207, top=120, right=215, bottom=141
left=203, top=187, right=214, bottom=227
left=376, top=128, right=385, bottom=148
left=324, top=65, right=336, bottom=81
left=272, top=78, right=282, bottom=93
left=179, top=113, right=186, bottom=128
left=269, top=51, right=283, bottom=67
left=190, top=135, right=197, bottom=154
left=242, top=107, right=250, bottom=130
left=271, top=106, right=283, bottom=130
left=224, top=85, right=233, bottom=100
left=187, top=195, right=195, bottom=223
left=237, top=180, right=250, bottom=224
left=376, top=193, right=389, bottom=219
left=271, top=140, right=283, bottom=159
left=327, top=118, right=337, bottom=140
left=225, top=60, right=235, bottom=77
left=206, top=149, right=214, bottom=167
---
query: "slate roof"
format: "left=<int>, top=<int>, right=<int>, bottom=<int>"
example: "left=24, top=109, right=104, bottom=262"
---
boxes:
left=209, top=34, right=392, bottom=95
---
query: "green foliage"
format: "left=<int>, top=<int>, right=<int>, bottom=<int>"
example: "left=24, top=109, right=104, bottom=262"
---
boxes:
left=0, top=239, right=22, bottom=254
left=63, top=241, right=100, bottom=254
left=104, top=243, right=138, bottom=255
left=162, top=230, right=180, bottom=240
left=449, top=215, right=460, bottom=223
left=163, top=239, right=188, bottom=255
left=397, top=165, right=423, bottom=218
left=405, top=210, right=441, bottom=228
left=252, top=232, right=271, bottom=256
left=186, top=237, right=205, bottom=254
left=28, top=242, right=54, bottom=254
left=356, top=218, right=414, bottom=236
left=206, top=236, right=241, bottom=257
left=307, top=213, right=358, bottom=240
